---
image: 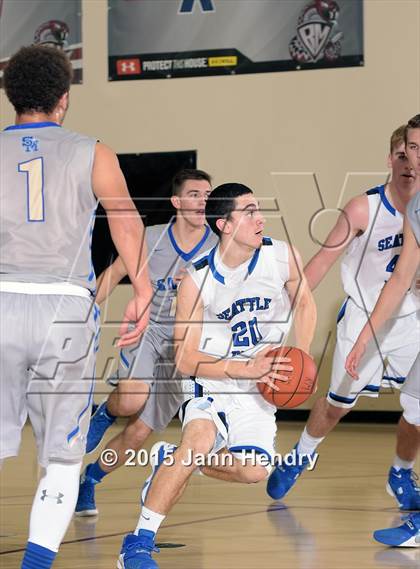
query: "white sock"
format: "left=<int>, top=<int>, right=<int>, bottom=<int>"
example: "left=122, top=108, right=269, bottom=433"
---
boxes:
left=297, top=427, right=325, bottom=456
left=135, top=506, right=166, bottom=535
left=393, top=455, right=415, bottom=471
left=28, top=462, right=82, bottom=552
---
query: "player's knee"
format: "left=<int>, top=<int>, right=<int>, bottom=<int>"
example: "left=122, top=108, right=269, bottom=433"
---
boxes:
left=238, top=464, right=268, bottom=484
left=181, top=427, right=216, bottom=456
left=124, top=419, right=152, bottom=447
left=182, top=438, right=215, bottom=457
left=401, top=393, right=420, bottom=427
left=115, top=392, right=149, bottom=417
left=325, top=401, right=350, bottom=422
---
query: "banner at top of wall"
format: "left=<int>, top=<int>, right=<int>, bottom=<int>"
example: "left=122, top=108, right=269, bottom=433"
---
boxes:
left=108, top=0, right=363, bottom=81
left=0, top=0, right=82, bottom=85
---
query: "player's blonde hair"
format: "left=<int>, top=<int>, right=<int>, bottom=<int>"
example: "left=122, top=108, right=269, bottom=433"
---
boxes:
left=390, top=125, right=406, bottom=153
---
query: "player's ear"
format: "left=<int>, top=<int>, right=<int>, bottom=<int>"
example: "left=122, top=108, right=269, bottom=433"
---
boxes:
left=216, top=217, right=230, bottom=235
left=387, top=153, right=392, bottom=168
left=59, top=92, right=69, bottom=111
left=171, top=195, right=181, bottom=210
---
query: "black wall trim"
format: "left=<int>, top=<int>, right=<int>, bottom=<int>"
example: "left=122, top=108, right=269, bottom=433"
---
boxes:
left=275, top=410, right=400, bottom=424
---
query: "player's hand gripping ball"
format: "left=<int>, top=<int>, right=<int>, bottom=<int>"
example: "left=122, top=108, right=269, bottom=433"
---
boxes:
left=258, top=346, right=317, bottom=408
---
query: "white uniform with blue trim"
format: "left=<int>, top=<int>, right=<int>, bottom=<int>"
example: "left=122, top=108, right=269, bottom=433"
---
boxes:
left=180, top=237, right=292, bottom=464
left=328, top=185, right=419, bottom=408
left=401, top=192, right=420, bottom=410
left=115, top=222, right=217, bottom=431
left=0, top=122, right=99, bottom=466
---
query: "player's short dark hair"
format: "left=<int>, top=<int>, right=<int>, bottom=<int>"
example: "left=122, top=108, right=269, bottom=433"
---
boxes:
left=3, top=45, right=73, bottom=115
left=205, top=183, right=253, bottom=237
left=404, top=114, right=420, bottom=143
left=172, top=169, right=212, bottom=196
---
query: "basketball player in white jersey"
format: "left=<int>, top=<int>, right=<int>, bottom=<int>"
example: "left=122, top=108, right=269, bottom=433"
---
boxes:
left=75, top=169, right=217, bottom=516
left=115, top=183, right=316, bottom=568
left=346, top=115, right=420, bottom=547
left=267, top=125, right=420, bottom=507
left=0, top=46, right=152, bottom=568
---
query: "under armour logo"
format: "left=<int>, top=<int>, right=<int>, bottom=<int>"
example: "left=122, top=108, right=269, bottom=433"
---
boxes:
left=21, top=136, right=39, bottom=152
left=41, top=490, right=64, bottom=504
left=116, top=58, right=141, bottom=75
left=122, top=62, right=135, bottom=72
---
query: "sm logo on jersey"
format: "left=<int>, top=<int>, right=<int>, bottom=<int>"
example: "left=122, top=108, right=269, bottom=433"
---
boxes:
left=21, top=136, right=39, bottom=152
left=179, top=0, right=215, bottom=13
left=157, top=277, right=177, bottom=291
left=378, top=233, right=403, bottom=251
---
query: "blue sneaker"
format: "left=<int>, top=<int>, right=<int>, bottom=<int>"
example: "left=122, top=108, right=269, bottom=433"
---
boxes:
left=75, top=469, right=98, bottom=517
left=118, top=531, right=160, bottom=568
left=86, top=401, right=116, bottom=453
left=267, top=444, right=314, bottom=500
left=141, top=441, right=177, bottom=506
left=387, top=467, right=420, bottom=510
left=373, top=513, right=420, bottom=547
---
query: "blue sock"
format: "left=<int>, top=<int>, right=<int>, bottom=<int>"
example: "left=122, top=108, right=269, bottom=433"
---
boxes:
left=86, top=461, right=108, bottom=483
left=21, top=542, right=56, bottom=569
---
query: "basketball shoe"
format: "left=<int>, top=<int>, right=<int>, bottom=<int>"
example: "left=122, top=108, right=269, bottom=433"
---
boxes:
left=118, top=530, right=159, bottom=568
left=373, top=513, right=420, bottom=547
left=86, top=401, right=116, bottom=453
left=387, top=467, right=420, bottom=510
left=267, top=444, right=314, bottom=500
left=75, top=466, right=98, bottom=516
left=141, top=442, right=177, bottom=505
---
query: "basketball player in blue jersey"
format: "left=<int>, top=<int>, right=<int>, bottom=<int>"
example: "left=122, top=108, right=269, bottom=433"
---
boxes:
left=75, top=169, right=217, bottom=516
left=267, top=124, right=420, bottom=505
left=0, top=46, right=152, bottom=569
left=347, top=115, right=420, bottom=547
left=116, top=183, right=317, bottom=568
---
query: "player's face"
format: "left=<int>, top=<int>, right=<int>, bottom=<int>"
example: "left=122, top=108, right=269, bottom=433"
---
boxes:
left=227, top=194, right=265, bottom=249
left=174, top=179, right=212, bottom=227
left=389, top=142, right=416, bottom=187
left=405, top=128, right=420, bottom=177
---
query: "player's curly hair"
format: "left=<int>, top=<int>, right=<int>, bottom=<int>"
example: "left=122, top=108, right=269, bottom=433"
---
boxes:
left=3, top=45, right=73, bottom=115
left=205, top=183, right=253, bottom=237
left=404, top=114, right=420, bottom=143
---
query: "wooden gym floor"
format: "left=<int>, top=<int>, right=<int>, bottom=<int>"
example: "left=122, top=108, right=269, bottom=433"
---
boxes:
left=1, top=421, right=419, bottom=569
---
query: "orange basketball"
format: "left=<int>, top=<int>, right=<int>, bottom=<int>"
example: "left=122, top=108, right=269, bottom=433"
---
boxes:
left=257, top=346, right=317, bottom=408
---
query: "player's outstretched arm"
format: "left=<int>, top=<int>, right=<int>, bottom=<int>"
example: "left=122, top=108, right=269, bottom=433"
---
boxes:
left=304, top=195, right=368, bottom=290
left=286, top=245, right=317, bottom=355
left=96, top=256, right=127, bottom=304
left=174, top=273, right=291, bottom=389
left=92, top=143, right=152, bottom=345
left=346, top=217, right=419, bottom=379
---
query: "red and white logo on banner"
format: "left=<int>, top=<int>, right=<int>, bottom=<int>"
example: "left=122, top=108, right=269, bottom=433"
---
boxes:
left=116, top=59, right=141, bottom=75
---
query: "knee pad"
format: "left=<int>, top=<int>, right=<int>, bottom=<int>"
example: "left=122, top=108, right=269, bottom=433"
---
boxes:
left=401, top=392, right=420, bottom=426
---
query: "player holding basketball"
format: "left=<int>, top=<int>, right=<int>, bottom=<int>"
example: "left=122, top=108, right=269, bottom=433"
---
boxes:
left=346, top=114, right=420, bottom=547
left=267, top=124, right=420, bottom=506
left=116, top=183, right=317, bottom=568
left=0, top=46, right=151, bottom=568
left=76, top=169, right=217, bottom=516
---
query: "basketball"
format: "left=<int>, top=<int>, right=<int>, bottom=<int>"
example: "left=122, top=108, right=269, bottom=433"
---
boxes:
left=258, top=346, right=317, bottom=408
